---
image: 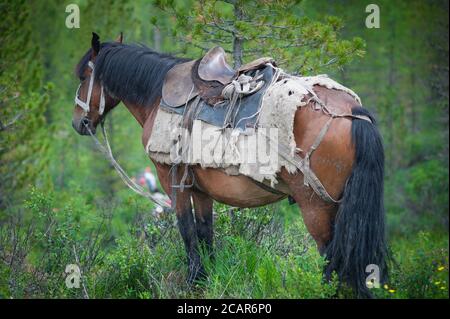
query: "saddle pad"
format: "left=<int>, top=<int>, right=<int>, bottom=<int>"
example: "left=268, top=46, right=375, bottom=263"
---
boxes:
left=159, top=65, right=275, bottom=130
left=147, top=74, right=361, bottom=186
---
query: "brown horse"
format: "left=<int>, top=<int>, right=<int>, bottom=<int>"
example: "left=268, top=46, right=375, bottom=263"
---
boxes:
left=72, top=33, right=387, bottom=298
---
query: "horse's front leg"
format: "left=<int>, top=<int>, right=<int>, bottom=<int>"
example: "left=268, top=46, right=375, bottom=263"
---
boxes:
left=192, top=190, right=214, bottom=258
left=175, top=188, right=205, bottom=284
left=151, top=161, right=205, bottom=284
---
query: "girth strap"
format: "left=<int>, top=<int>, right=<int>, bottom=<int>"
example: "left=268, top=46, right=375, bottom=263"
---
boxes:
left=249, top=178, right=287, bottom=197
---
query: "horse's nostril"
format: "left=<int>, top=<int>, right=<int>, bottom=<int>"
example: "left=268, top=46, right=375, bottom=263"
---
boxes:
left=81, top=117, right=90, bottom=126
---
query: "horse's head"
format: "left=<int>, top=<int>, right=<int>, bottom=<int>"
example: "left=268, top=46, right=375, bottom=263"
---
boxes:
left=72, top=32, right=122, bottom=135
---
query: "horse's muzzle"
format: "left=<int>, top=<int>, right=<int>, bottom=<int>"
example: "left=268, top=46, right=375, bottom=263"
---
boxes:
left=72, top=117, right=95, bottom=135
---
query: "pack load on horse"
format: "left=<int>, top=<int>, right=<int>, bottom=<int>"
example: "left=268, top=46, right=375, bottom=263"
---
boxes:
left=72, top=33, right=387, bottom=298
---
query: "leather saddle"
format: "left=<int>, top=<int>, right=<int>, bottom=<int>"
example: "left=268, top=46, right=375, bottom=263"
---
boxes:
left=161, top=46, right=275, bottom=108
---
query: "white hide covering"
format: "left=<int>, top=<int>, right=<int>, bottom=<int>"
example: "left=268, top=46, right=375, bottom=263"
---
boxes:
left=146, top=74, right=361, bottom=185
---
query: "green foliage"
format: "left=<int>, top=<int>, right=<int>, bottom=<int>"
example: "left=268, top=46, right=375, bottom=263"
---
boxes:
left=1, top=189, right=447, bottom=299
left=0, top=190, right=338, bottom=298
left=374, top=232, right=449, bottom=299
left=0, top=1, right=54, bottom=196
left=386, top=159, right=449, bottom=236
left=201, top=204, right=338, bottom=298
left=0, top=188, right=109, bottom=298
left=156, top=0, right=365, bottom=72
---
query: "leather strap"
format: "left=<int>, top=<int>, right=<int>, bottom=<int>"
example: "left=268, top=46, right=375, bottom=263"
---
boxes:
left=249, top=178, right=287, bottom=197
left=260, top=119, right=341, bottom=204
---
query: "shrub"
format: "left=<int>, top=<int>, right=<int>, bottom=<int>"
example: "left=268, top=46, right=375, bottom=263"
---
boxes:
left=0, top=188, right=447, bottom=299
left=373, top=232, right=449, bottom=299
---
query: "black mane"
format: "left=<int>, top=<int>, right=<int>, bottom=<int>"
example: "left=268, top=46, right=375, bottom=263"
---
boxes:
left=76, top=43, right=190, bottom=106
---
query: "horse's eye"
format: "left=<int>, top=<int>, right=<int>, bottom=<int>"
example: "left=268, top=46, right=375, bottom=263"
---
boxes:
left=80, top=76, right=86, bottom=82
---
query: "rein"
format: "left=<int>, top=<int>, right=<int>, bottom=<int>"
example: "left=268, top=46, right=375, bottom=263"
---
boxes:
left=82, top=119, right=172, bottom=210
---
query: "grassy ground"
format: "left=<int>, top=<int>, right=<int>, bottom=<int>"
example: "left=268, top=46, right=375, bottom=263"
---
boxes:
left=0, top=188, right=448, bottom=299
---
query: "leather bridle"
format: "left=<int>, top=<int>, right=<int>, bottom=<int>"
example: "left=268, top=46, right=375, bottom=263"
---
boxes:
left=74, top=61, right=106, bottom=115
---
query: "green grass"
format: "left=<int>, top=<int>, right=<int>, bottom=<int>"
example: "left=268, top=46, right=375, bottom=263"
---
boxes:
left=0, top=188, right=448, bottom=299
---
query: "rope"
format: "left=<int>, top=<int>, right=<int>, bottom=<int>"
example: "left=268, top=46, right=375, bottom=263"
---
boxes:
left=83, top=121, right=172, bottom=210
left=221, top=71, right=265, bottom=128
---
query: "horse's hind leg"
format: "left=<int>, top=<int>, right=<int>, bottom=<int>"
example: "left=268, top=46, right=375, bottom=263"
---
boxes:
left=280, top=169, right=337, bottom=254
left=192, top=190, right=214, bottom=256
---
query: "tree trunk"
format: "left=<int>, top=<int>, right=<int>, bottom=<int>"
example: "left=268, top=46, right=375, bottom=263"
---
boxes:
left=232, top=3, right=244, bottom=69
left=153, top=27, right=161, bottom=52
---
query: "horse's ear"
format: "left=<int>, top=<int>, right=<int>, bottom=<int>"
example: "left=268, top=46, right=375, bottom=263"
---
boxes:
left=91, top=32, right=100, bottom=57
left=115, top=32, right=123, bottom=43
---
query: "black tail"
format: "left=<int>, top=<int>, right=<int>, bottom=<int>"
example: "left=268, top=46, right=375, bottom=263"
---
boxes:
left=325, top=107, right=388, bottom=298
